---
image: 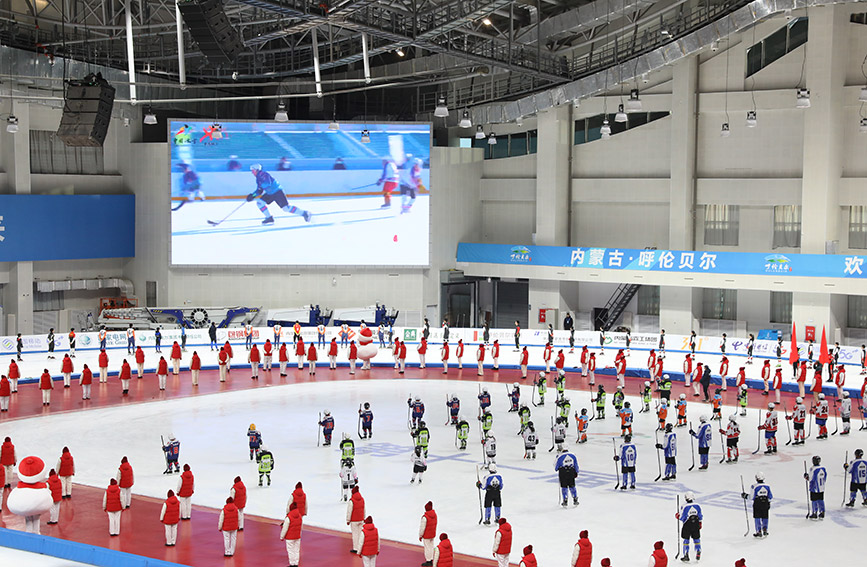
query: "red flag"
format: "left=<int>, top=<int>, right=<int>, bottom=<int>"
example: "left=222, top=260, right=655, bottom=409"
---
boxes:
left=789, top=322, right=799, bottom=365
left=818, top=326, right=831, bottom=365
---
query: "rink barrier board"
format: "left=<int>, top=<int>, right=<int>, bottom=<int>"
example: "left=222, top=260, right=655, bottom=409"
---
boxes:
left=0, top=527, right=183, bottom=567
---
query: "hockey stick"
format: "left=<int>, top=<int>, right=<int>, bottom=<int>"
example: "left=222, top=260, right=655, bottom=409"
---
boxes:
left=654, top=430, right=663, bottom=482
left=804, top=461, right=812, bottom=519
left=860, top=402, right=867, bottom=430
left=740, top=475, right=751, bottom=537
left=806, top=405, right=814, bottom=439
left=674, top=494, right=680, bottom=560
left=613, top=438, right=621, bottom=490
left=719, top=424, right=728, bottom=464
left=752, top=411, right=763, bottom=455
left=505, top=384, right=511, bottom=412
left=206, top=201, right=247, bottom=226
left=842, top=450, right=849, bottom=507
left=357, top=404, right=363, bottom=439
left=407, top=393, right=413, bottom=431
left=160, top=435, right=170, bottom=474
left=531, top=382, right=538, bottom=407
left=548, top=416, right=555, bottom=452
left=317, top=412, right=321, bottom=448
left=454, top=426, right=459, bottom=451
left=784, top=405, right=793, bottom=446
left=832, top=402, right=839, bottom=436
left=688, top=422, right=696, bottom=472
left=475, top=465, right=484, bottom=525
left=348, top=182, right=379, bottom=191
left=444, top=394, right=450, bottom=426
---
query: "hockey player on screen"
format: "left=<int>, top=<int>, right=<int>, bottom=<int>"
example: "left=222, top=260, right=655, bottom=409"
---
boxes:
left=173, top=163, right=205, bottom=211
left=246, top=164, right=312, bottom=224
left=554, top=450, right=579, bottom=507
left=399, top=158, right=424, bottom=214
left=377, top=158, right=399, bottom=208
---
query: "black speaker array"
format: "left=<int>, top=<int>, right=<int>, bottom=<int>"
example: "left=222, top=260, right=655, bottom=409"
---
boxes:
left=178, top=0, right=243, bottom=65
left=56, top=78, right=116, bottom=147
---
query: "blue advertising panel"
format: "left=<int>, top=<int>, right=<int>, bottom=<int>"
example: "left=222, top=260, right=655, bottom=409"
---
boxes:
left=0, top=195, right=134, bottom=261
left=456, top=242, right=867, bottom=279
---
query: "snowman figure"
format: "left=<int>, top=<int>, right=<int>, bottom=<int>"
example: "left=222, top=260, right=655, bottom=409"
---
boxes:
left=356, top=327, right=378, bottom=370
left=7, top=456, right=52, bottom=534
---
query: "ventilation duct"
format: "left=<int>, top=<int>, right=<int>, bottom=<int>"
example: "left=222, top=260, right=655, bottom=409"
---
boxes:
left=36, top=278, right=134, bottom=295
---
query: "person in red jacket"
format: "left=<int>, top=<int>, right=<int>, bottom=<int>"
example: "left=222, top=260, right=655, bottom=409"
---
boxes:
left=8, top=359, right=20, bottom=392
left=116, top=456, right=134, bottom=508
left=230, top=476, right=247, bottom=531
left=492, top=340, right=500, bottom=370
left=720, top=356, right=730, bottom=391
left=249, top=343, right=261, bottom=380
left=223, top=340, right=234, bottom=371
left=46, top=468, right=62, bottom=525
left=177, top=464, right=195, bottom=519
left=80, top=364, right=93, bottom=400
left=556, top=349, right=565, bottom=375
left=392, top=338, right=402, bottom=369
left=419, top=501, right=438, bottom=566
left=98, top=349, right=109, bottom=383
left=349, top=340, right=358, bottom=375
left=649, top=540, right=668, bottom=567
left=358, top=516, right=379, bottom=567
left=218, top=496, right=239, bottom=557
left=1, top=436, right=16, bottom=488
left=520, top=347, right=529, bottom=380
left=119, top=359, right=132, bottom=395
left=56, top=447, right=75, bottom=498
left=190, top=351, right=201, bottom=386
left=160, top=489, right=180, bottom=546
left=571, top=529, right=592, bottom=567
left=518, top=544, right=537, bottom=567
left=157, top=356, right=169, bottom=391
left=295, top=337, right=306, bottom=370
left=279, top=342, right=289, bottom=376
left=477, top=343, right=486, bottom=376
left=135, top=346, right=145, bottom=378
left=0, top=374, right=10, bottom=412
left=262, top=339, right=273, bottom=371
left=418, top=338, right=428, bottom=369
left=280, top=501, right=304, bottom=567
left=39, top=368, right=53, bottom=405
left=455, top=339, right=464, bottom=369
left=543, top=342, right=553, bottom=373
left=328, top=338, right=338, bottom=370
left=307, top=343, right=317, bottom=375
left=440, top=341, right=449, bottom=374
left=60, top=354, right=74, bottom=388
left=398, top=340, right=407, bottom=374
left=433, top=533, right=453, bottom=567
left=217, top=346, right=228, bottom=382
left=492, top=517, right=512, bottom=567
left=346, top=485, right=365, bottom=553
left=103, top=478, right=123, bottom=536
left=287, top=481, right=307, bottom=517
left=170, top=341, right=182, bottom=375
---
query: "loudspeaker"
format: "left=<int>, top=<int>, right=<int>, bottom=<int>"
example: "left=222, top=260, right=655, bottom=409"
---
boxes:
left=57, top=79, right=116, bottom=147
left=178, top=0, right=243, bottom=64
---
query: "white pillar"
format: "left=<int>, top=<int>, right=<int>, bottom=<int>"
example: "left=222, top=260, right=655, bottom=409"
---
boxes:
left=534, top=104, right=572, bottom=246
left=659, top=286, right=701, bottom=336
left=668, top=56, right=698, bottom=250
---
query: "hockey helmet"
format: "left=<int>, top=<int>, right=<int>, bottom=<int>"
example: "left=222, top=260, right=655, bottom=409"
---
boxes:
left=538, top=371, right=546, bottom=378
left=684, top=491, right=695, bottom=502
left=843, top=391, right=850, bottom=398
left=488, top=464, right=497, bottom=473
left=513, top=382, right=519, bottom=388
left=624, top=401, right=631, bottom=408
left=660, top=399, right=668, bottom=406
left=679, top=393, right=686, bottom=400
left=812, top=455, right=821, bottom=466
left=564, top=397, right=570, bottom=403
left=419, top=420, right=426, bottom=428
left=364, top=402, right=370, bottom=409
left=699, top=415, right=707, bottom=423
left=250, top=164, right=262, bottom=172
left=856, top=449, right=864, bottom=458
left=729, top=414, right=737, bottom=422
left=581, top=408, right=588, bottom=415
left=343, top=432, right=351, bottom=440
left=415, top=446, right=422, bottom=455
left=768, top=403, right=775, bottom=410
left=168, top=434, right=176, bottom=441
left=617, top=386, right=623, bottom=391
left=755, top=472, right=765, bottom=482
left=740, top=384, right=747, bottom=391
left=521, top=403, right=527, bottom=408
left=415, top=396, right=421, bottom=402
left=644, top=381, right=651, bottom=387
left=715, top=389, right=721, bottom=394
left=324, top=410, right=331, bottom=416
left=665, top=423, right=673, bottom=432
left=663, top=374, right=670, bottom=380
left=598, top=385, right=604, bottom=391
left=818, top=393, right=825, bottom=400
left=796, top=397, right=803, bottom=404
left=482, top=386, right=489, bottom=393
left=624, top=434, right=632, bottom=443
left=259, top=444, right=267, bottom=452
left=249, top=423, right=256, bottom=430
left=528, top=421, right=534, bottom=429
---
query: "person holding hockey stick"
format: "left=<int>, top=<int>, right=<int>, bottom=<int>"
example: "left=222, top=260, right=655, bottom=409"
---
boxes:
left=614, top=434, right=637, bottom=490
left=246, top=164, right=312, bottom=225
left=742, top=472, right=773, bottom=537
left=555, top=450, right=579, bottom=507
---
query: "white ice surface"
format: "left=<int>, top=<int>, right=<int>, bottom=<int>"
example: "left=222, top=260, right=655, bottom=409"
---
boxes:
left=0, top=547, right=90, bottom=566
left=3, top=377, right=864, bottom=567
left=169, top=195, right=429, bottom=265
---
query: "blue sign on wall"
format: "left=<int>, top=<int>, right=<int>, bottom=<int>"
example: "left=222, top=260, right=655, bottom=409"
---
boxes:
left=457, top=242, right=867, bottom=279
left=0, top=195, right=135, bottom=261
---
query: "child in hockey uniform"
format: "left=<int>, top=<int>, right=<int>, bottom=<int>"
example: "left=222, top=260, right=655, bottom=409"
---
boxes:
left=534, top=372, right=547, bottom=406
left=340, top=459, right=358, bottom=501
left=408, top=397, right=425, bottom=429
left=410, top=446, right=427, bottom=484
left=641, top=381, right=652, bottom=413
left=619, top=402, right=633, bottom=437
left=522, top=422, right=538, bottom=459
left=456, top=417, right=470, bottom=450
left=592, top=385, right=606, bottom=419
left=677, top=492, right=703, bottom=561
left=575, top=409, right=589, bottom=443
left=359, top=403, right=374, bottom=439
left=840, top=392, right=852, bottom=435
left=162, top=436, right=181, bottom=474
left=804, top=455, right=827, bottom=519
left=675, top=394, right=687, bottom=427
left=657, top=399, right=668, bottom=431
left=554, top=450, right=579, bottom=507
left=518, top=404, right=531, bottom=434
left=722, top=415, right=740, bottom=463
left=690, top=416, right=713, bottom=470
left=446, top=395, right=460, bottom=426
left=711, top=389, right=723, bottom=420
left=482, top=433, right=497, bottom=469
left=737, top=385, right=748, bottom=416
left=656, top=423, right=677, bottom=480
left=480, top=410, right=494, bottom=436
left=612, top=387, right=624, bottom=413
left=843, top=449, right=867, bottom=507
left=256, top=446, right=274, bottom=486
left=508, top=383, right=521, bottom=412
left=788, top=397, right=808, bottom=445
left=758, top=403, right=779, bottom=454
left=552, top=417, right=567, bottom=452
left=477, top=464, right=503, bottom=525
left=413, top=421, right=430, bottom=458
left=247, top=424, right=262, bottom=461
left=554, top=371, right=566, bottom=401
left=478, top=387, right=492, bottom=417
left=614, top=435, right=637, bottom=490
left=812, top=394, right=830, bottom=439
left=742, top=472, right=773, bottom=537
left=340, top=433, right=355, bottom=461
left=319, top=411, right=335, bottom=446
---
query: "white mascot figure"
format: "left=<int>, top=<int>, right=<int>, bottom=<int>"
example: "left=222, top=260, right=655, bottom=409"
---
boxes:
left=7, top=456, right=52, bottom=534
left=356, top=327, right=378, bottom=370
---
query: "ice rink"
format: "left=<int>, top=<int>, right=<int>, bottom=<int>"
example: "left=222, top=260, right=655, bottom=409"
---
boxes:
left=3, top=372, right=864, bottom=566
left=170, top=195, right=430, bottom=265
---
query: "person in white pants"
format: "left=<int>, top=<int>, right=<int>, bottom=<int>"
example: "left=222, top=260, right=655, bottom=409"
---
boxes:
left=349, top=349, right=357, bottom=374
left=47, top=470, right=61, bottom=524
left=103, top=479, right=123, bottom=536
left=280, top=501, right=303, bottom=567
left=218, top=497, right=239, bottom=557
left=160, top=489, right=180, bottom=546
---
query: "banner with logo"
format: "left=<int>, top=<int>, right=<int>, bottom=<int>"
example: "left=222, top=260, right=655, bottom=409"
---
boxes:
left=457, top=242, right=867, bottom=279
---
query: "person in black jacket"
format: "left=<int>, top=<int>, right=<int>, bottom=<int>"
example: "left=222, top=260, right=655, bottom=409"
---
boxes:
left=209, top=322, right=218, bottom=350
left=700, top=365, right=712, bottom=402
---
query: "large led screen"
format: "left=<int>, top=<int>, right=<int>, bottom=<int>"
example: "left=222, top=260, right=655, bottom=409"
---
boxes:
left=169, top=121, right=431, bottom=266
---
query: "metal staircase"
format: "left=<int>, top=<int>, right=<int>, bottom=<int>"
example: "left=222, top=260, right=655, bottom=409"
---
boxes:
left=594, top=247, right=656, bottom=331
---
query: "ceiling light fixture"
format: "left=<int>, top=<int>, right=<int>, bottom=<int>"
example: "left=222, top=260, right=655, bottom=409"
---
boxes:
left=861, top=117, right=867, bottom=134
left=516, top=116, right=523, bottom=127
left=396, top=47, right=405, bottom=57
left=746, top=110, right=757, bottom=128
left=796, top=88, right=811, bottom=109
left=614, top=104, right=627, bottom=123
left=433, top=96, right=449, bottom=118
left=600, top=118, right=611, bottom=138
left=475, top=125, right=486, bottom=139
left=328, top=120, right=340, bottom=131
left=6, top=115, right=19, bottom=133
left=143, top=107, right=157, bottom=125
left=625, top=89, right=642, bottom=113
left=860, top=87, right=867, bottom=103
left=274, top=101, right=289, bottom=122
left=487, top=132, right=497, bottom=145
left=211, top=123, right=223, bottom=139
left=720, top=122, right=731, bottom=137
left=360, top=129, right=371, bottom=143
left=482, top=17, right=492, bottom=26
left=459, top=110, right=472, bottom=129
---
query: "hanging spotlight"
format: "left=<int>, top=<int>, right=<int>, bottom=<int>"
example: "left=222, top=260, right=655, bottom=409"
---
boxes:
left=433, top=97, right=449, bottom=118
left=459, top=110, right=472, bottom=129
left=487, top=132, right=497, bottom=145
left=6, top=115, right=19, bottom=133
left=143, top=107, right=158, bottom=125
left=720, top=122, right=731, bottom=137
left=642, top=73, right=649, bottom=84
left=516, top=116, right=523, bottom=127
left=274, top=101, right=289, bottom=123
left=746, top=110, right=757, bottom=128
left=625, top=89, right=642, bottom=112
left=614, top=104, right=627, bottom=123
left=572, top=99, right=580, bottom=109
left=475, top=125, right=486, bottom=139
left=360, top=129, right=371, bottom=143
left=211, top=123, right=223, bottom=139
left=796, top=88, right=811, bottom=109
left=231, top=71, right=239, bottom=81
left=860, top=87, right=867, bottom=103
left=328, top=120, right=340, bottom=131
left=482, top=17, right=492, bottom=26
left=600, top=118, right=611, bottom=137
left=861, top=118, right=867, bottom=134
left=396, top=47, right=405, bottom=57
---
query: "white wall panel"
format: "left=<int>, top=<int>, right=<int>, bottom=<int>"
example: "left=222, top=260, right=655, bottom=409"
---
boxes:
left=573, top=202, right=669, bottom=249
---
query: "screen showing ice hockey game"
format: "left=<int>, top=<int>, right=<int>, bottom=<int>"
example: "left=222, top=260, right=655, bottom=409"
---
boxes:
left=169, top=120, right=431, bottom=266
